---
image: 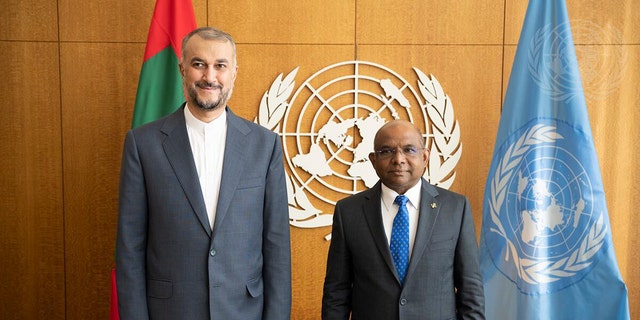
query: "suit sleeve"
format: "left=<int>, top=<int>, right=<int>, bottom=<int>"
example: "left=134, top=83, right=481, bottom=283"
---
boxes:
left=454, top=196, right=486, bottom=319
left=115, top=130, right=150, bottom=319
left=262, top=135, right=292, bottom=320
left=321, top=203, right=352, bottom=320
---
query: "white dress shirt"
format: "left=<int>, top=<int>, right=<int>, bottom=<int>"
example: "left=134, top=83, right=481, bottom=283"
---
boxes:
left=184, top=105, right=227, bottom=231
left=380, top=180, right=422, bottom=259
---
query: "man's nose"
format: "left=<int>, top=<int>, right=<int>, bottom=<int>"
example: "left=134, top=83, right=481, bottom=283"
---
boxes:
left=202, top=66, right=216, bottom=82
left=391, top=149, right=407, bottom=162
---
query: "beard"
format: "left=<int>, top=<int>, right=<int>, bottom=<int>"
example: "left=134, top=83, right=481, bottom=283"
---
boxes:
left=187, top=81, right=233, bottom=111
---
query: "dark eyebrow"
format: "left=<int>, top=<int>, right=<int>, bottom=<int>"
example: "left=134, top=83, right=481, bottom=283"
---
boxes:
left=188, top=57, right=230, bottom=64
left=375, top=143, right=418, bottom=150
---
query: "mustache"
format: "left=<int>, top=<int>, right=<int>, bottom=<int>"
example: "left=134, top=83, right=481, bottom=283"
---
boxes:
left=196, top=81, right=223, bottom=90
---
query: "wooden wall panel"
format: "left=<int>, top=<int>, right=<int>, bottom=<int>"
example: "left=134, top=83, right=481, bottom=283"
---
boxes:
left=357, top=0, right=504, bottom=44
left=211, top=0, right=355, bottom=44
left=0, top=42, right=64, bottom=319
left=57, top=0, right=201, bottom=42
left=505, top=0, right=640, bottom=45
left=585, top=45, right=640, bottom=317
left=191, top=0, right=209, bottom=29
left=60, top=42, right=142, bottom=319
left=58, top=0, right=154, bottom=42
left=567, top=0, right=640, bottom=44
left=59, top=0, right=208, bottom=42
left=0, top=0, right=637, bottom=319
left=503, top=1, right=528, bottom=45
left=0, top=0, right=58, bottom=41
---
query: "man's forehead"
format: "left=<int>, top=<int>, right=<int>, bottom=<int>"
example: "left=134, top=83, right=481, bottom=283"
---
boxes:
left=376, top=128, right=421, bottom=143
left=184, top=41, right=234, bottom=62
left=184, top=37, right=232, bottom=53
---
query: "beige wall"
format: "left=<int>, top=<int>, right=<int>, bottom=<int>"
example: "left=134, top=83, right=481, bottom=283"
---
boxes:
left=0, top=0, right=637, bottom=319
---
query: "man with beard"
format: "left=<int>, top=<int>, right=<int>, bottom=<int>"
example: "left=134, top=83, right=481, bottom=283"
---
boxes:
left=116, top=27, right=292, bottom=320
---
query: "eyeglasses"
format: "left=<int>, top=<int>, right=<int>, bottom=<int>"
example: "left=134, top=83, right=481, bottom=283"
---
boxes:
left=373, top=146, right=424, bottom=159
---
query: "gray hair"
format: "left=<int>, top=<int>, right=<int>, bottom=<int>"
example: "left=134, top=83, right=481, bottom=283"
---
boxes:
left=181, top=27, right=237, bottom=65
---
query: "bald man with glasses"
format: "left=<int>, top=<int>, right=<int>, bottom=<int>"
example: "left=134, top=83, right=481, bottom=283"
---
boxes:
left=322, top=120, right=485, bottom=320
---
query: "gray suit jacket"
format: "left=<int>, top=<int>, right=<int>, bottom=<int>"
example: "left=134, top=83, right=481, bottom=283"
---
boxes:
left=322, top=179, right=484, bottom=320
left=116, top=105, right=291, bottom=320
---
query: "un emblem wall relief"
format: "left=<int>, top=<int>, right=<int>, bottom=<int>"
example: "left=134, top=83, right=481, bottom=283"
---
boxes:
left=254, top=61, right=461, bottom=240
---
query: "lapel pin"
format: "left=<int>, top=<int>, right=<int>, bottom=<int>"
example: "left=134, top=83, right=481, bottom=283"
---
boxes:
left=431, top=202, right=437, bottom=209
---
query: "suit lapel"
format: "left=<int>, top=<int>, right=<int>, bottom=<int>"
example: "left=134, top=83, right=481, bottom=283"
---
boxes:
left=211, top=109, right=249, bottom=238
left=160, top=105, right=212, bottom=236
left=405, top=179, right=440, bottom=281
left=362, top=183, right=400, bottom=281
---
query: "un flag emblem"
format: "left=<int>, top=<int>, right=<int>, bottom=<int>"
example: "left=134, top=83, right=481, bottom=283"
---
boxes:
left=483, top=119, right=607, bottom=294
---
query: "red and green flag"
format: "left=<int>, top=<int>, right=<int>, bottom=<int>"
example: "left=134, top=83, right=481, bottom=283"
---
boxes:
left=131, top=0, right=197, bottom=128
left=111, top=1, right=196, bottom=319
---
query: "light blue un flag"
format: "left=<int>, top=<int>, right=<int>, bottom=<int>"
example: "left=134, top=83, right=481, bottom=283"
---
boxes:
left=480, top=0, right=630, bottom=319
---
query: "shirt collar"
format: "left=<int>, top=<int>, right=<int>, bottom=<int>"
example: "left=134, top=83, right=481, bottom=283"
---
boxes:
left=184, top=103, right=227, bottom=135
left=380, top=180, right=422, bottom=211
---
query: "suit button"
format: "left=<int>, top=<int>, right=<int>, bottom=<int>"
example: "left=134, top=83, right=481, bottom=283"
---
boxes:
left=400, top=298, right=407, bottom=306
left=209, top=249, right=216, bottom=257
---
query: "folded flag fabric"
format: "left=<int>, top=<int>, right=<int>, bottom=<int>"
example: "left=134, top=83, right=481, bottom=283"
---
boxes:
left=480, top=1, right=630, bottom=319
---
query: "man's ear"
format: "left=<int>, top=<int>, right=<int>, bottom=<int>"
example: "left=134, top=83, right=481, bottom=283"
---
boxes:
left=178, top=62, right=185, bottom=78
left=423, top=148, right=429, bottom=162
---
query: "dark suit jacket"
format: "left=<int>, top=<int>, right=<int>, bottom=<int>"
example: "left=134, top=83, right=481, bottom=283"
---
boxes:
left=116, top=105, right=291, bottom=320
left=322, top=179, right=484, bottom=320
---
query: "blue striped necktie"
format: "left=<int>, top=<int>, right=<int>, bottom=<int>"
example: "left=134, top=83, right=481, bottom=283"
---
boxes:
left=390, top=194, right=410, bottom=285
